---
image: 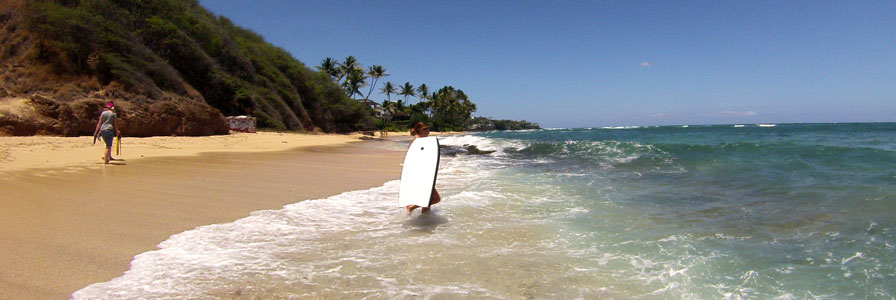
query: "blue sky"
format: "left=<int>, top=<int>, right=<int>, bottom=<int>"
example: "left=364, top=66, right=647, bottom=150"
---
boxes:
left=198, top=0, right=894, bottom=128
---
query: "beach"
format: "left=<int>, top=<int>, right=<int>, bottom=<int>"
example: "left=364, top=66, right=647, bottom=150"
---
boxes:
left=0, top=132, right=406, bottom=300
left=68, top=124, right=896, bottom=299
left=4, top=124, right=894, bottom=299
left=0, top=131, right=387, bottom=173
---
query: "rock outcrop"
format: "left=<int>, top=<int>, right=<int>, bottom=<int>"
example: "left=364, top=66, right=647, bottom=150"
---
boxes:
left=0, top=93, right=227, bottom=136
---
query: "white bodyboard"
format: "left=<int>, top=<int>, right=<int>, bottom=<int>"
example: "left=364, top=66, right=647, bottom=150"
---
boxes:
left=399, top=137, right=440, bottom=207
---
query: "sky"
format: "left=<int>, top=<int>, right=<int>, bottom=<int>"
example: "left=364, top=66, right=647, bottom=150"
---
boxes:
left=198, top=0, right=894, bottom=128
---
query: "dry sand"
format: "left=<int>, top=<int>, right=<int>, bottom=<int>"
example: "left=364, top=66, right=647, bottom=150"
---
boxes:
left=0, top=132, right=407, bottom=299
left=0, top=131, right=381, bottom=173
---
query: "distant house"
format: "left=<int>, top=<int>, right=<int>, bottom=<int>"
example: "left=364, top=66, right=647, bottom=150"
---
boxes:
left=358, top=99, right=384, bottom=118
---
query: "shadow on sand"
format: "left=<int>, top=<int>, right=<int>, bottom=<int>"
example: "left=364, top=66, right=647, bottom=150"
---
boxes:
left=102, top=158, right=127, bottom=166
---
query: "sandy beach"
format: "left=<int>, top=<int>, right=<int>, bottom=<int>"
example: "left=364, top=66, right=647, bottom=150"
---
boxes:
left=0, top=131, right=389, bottom=173
left=0, top=132, right=407, bottom=299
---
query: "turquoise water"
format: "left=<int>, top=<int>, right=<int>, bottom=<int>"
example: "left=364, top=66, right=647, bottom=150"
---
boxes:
left=76, top=123, right=896, bottom=299
left=475, top=123, right=896, bottom=298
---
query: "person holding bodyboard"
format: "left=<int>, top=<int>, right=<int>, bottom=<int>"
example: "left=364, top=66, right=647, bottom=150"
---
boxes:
left=399, top=122, right=441, bottom=216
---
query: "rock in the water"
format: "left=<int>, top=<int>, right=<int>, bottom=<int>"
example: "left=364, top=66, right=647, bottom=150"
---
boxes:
left=464, top=144, right=495, bottom=155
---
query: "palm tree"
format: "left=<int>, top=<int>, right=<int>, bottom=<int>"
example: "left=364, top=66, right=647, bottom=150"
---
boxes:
left=430, top=86, right=476, bottom=129
left=364, top=65, right=387, bottom=100
left=380, top=81, right=395, bottom=102
left=416, top=83, right=429, bottom=103
left=343, top=67, right=368, bottom=99
left=317, top=57, right=340, bottom=81
left=337, top=56, right=359, bottom=84
left=398, top=82, right=415, bottom=103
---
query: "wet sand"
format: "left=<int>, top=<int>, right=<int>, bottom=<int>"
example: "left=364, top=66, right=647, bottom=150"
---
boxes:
left=0, top=139, right=404, bottom=299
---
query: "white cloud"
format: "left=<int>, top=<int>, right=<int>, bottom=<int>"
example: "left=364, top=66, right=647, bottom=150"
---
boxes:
left=640, top=61, right=652, bottom=68
left=720, top=110, right=758, bottom=117
left=650, top=112, right=664, bottom=117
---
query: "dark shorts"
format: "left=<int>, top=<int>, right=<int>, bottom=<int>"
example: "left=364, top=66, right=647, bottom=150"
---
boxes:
left=101, top=130, right=115, bottom=148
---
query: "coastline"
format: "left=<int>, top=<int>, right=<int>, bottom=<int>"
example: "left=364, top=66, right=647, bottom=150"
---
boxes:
left=0, top=133, right=406, bottom=299
left=0, top=131, right=375, bottom=174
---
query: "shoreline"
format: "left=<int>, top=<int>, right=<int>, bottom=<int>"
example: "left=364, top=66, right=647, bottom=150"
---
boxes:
left=0, top=133, right=406, bottom=299
left=0, top=130, right=463, bottom=174
left=0, top=131, right=376, bottom=174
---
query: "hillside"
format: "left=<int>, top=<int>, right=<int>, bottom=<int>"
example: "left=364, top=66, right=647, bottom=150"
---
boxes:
left=0, top=0, right=373, bottom=136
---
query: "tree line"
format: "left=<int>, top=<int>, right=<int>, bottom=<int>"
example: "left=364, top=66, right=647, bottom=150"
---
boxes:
left=317, top=56, right=477, bottom=132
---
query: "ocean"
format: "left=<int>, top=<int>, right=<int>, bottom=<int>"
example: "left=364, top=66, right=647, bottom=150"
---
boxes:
left=74, top=123, right=896, bottom=299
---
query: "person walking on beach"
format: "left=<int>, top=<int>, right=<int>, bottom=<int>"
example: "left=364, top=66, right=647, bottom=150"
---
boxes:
left=406, top=122, right=442, bottom=215
left=93, top=101, right=120, bottom=164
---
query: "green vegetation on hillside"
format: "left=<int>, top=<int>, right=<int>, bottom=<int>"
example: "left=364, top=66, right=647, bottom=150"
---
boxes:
left=22, top=0, right=372, bottom=132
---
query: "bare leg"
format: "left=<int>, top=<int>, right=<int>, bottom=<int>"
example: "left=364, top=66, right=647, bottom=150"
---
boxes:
left=406, top=205, right=419, bottom=216
left=422, top=189, right=441, bottom=214
left=104, top=147, right=111, bottom=164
